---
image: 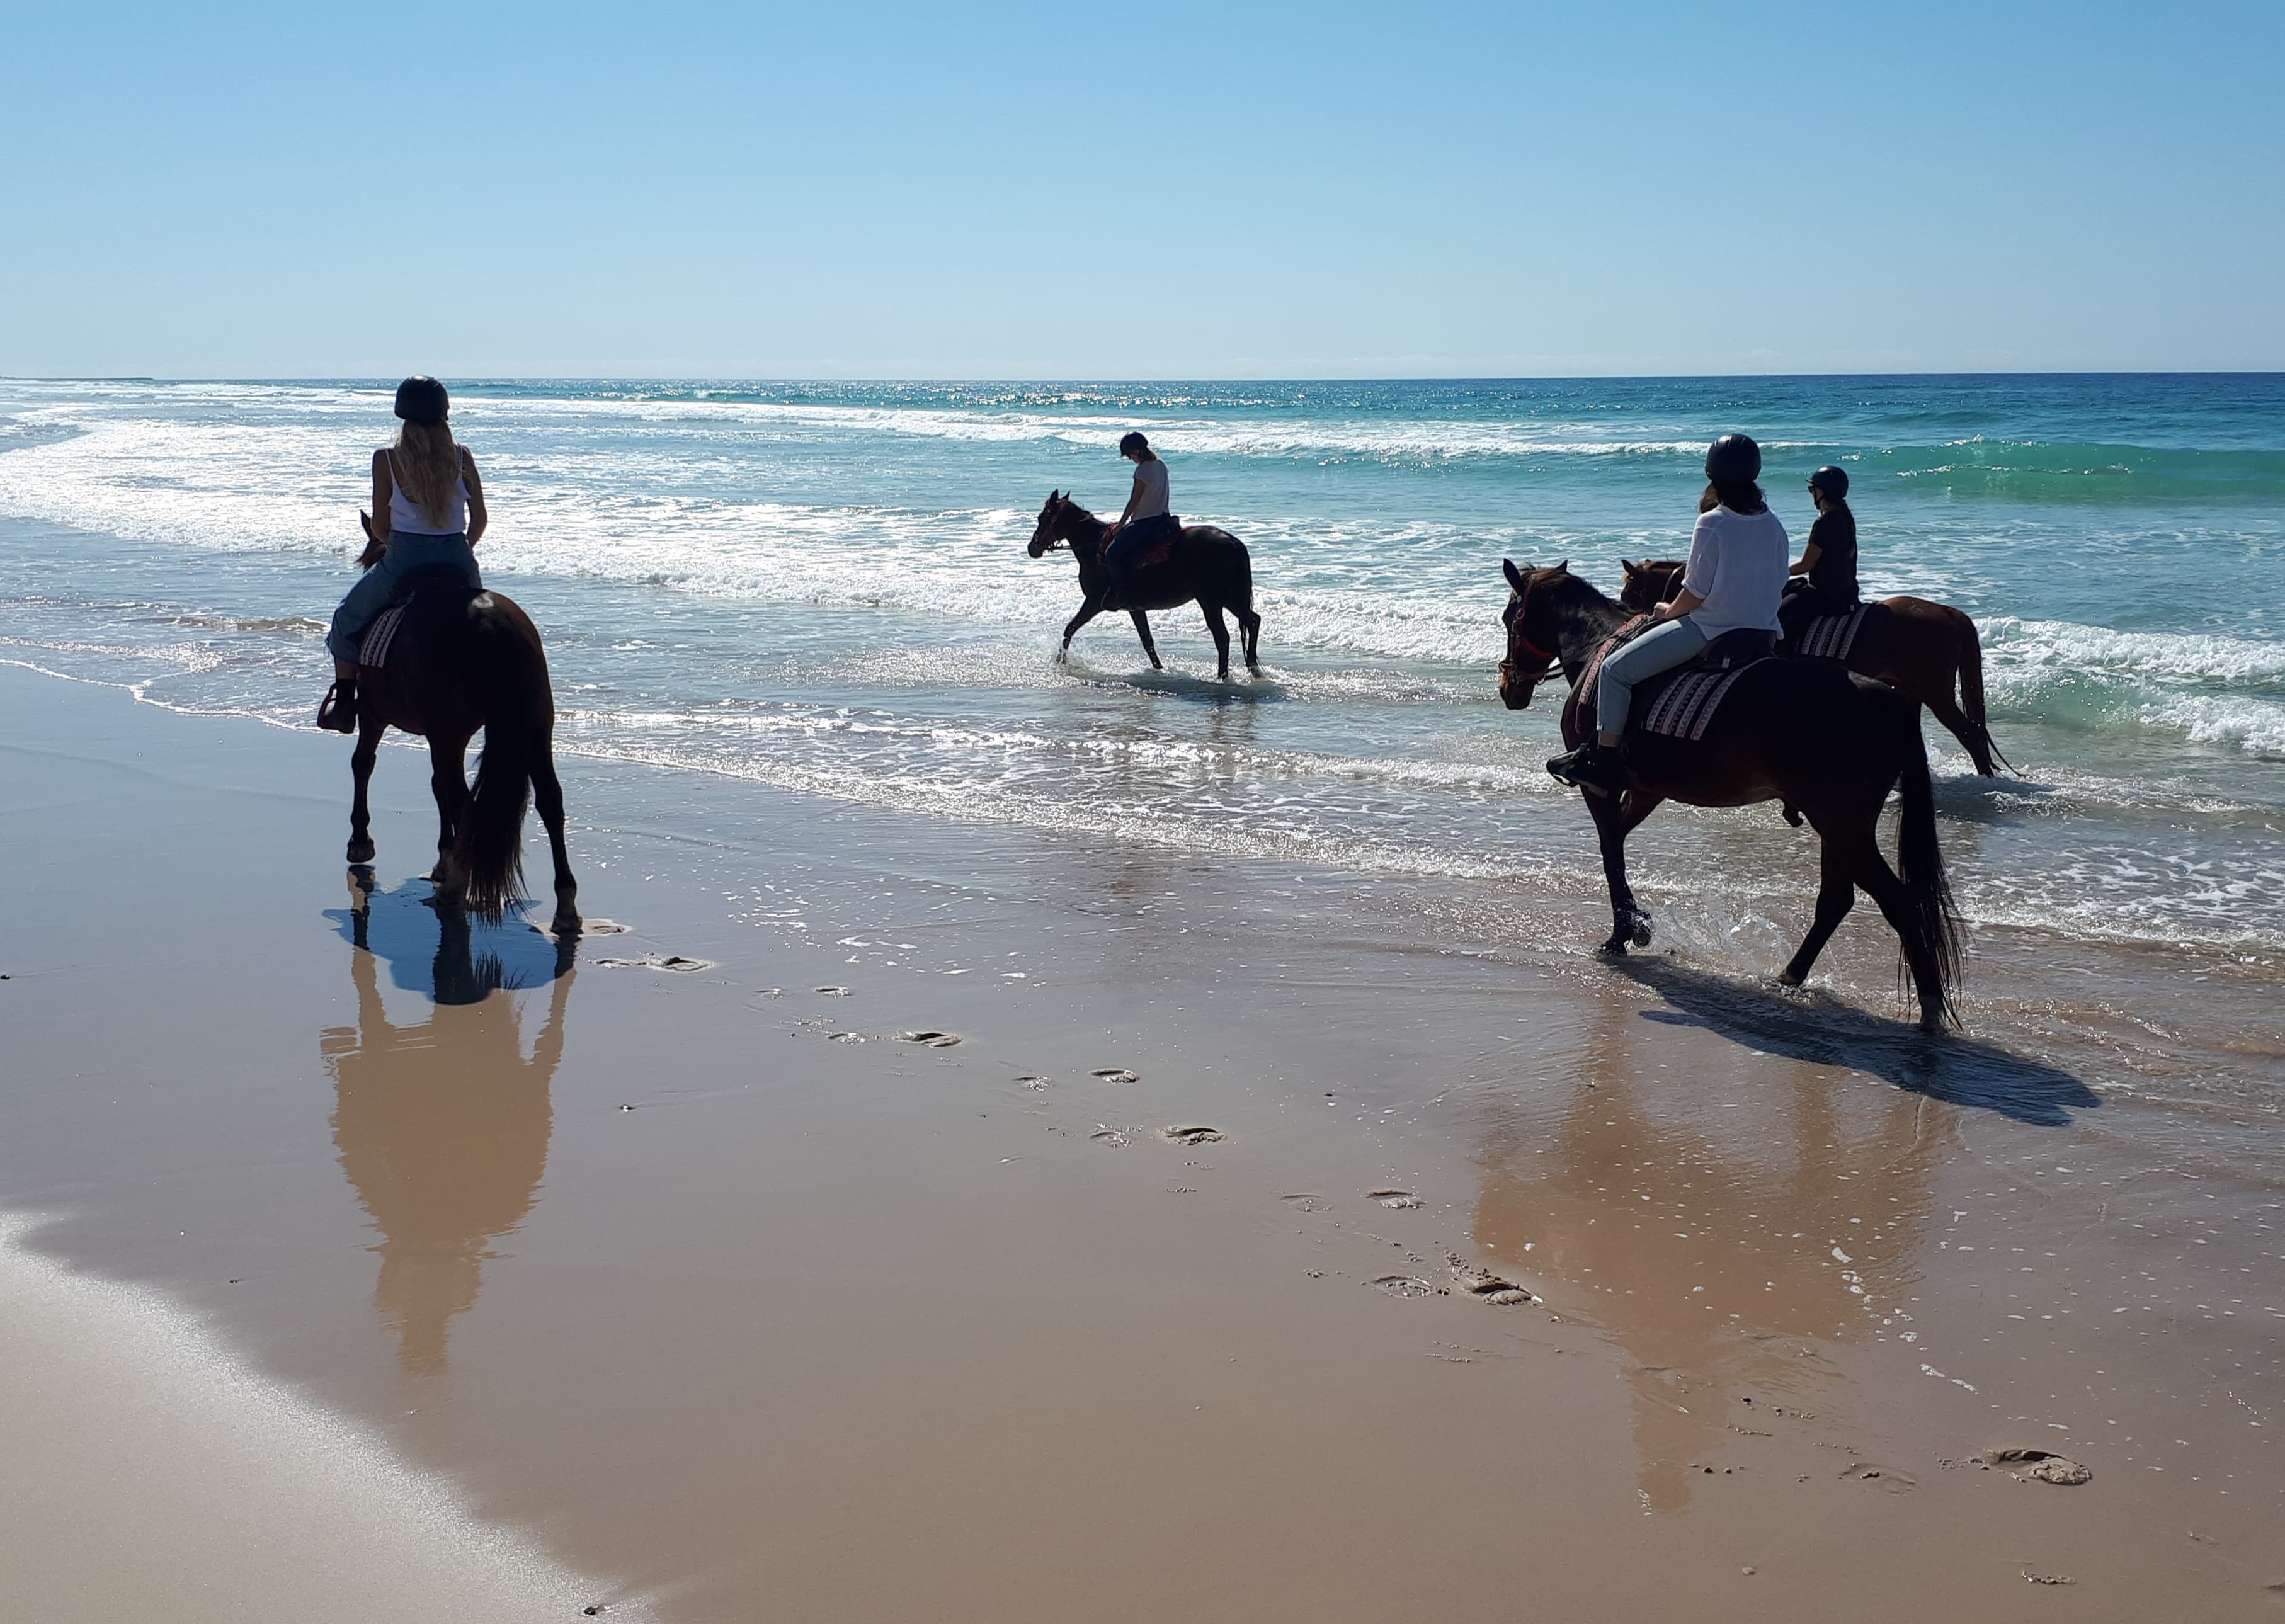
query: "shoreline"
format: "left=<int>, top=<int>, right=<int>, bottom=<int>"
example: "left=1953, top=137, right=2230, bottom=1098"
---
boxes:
left=1, top=663, right=2278, bottom=1620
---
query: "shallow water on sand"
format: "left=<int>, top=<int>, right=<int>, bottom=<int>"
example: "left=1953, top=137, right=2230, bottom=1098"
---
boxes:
left=1, top=374, right=2280, bottom=989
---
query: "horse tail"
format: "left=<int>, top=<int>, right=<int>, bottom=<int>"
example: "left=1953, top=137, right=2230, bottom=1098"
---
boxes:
left=1951, top=609, right=2012, bottom=773
left=460, top=608, right=547, bottom=918
left=1892, top=697, right=1964, bottom=1026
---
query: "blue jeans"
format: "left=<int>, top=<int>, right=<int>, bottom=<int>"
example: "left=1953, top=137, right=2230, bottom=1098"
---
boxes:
left=327, top=532, right=481, bottom=663
left=1597, top=616, right=1708, bottom=737
left=1105, top=513, right=1179, bottom=579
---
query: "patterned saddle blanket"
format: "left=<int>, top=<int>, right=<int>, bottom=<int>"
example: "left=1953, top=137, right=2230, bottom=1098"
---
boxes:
left=358, top=602, right=410, bottom=669
left=1789, top=602, right=1874, bottom=661
left=1577, top=617, right=1772, bottom=744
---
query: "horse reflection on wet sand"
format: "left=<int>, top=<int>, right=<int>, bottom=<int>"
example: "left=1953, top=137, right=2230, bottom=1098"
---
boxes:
left=321, top=870, right=576, bottom=1375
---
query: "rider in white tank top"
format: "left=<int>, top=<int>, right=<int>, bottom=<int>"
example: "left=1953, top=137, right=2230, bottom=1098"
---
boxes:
left=387, top=451, right=469, bottom=535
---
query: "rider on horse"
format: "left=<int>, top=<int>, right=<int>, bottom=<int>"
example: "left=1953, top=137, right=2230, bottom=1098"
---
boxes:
left=318, top=376, right=489, bottom=733
left=1546, top=434, right=1787, bottom=796
left=1778, top=463, right=1859, bottom=647
left=1102, top=431, right=1178, bottom=605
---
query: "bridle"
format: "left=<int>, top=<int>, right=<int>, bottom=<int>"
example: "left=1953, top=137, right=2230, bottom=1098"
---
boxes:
left=1499, top=572, right=1561, bottom=704
left=1029, top=500, right=1107, bottom=561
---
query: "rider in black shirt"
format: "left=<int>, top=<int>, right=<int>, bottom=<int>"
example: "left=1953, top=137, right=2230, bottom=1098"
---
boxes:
left=1779, top=465, right=1859, bottom=646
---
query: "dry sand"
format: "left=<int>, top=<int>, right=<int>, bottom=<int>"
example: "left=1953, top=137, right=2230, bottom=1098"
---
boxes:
left=0, top=664, right=2277, bottom=1621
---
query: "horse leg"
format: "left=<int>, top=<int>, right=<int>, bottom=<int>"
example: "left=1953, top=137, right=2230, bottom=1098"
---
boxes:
left=531, top=747, right=581, bottom=934
left=1778, top=829, right=1859, bottom=986
left=1588, top=791, right=1658, bottom=952
left=1923, top=689, right=1993, bottom=776
left=1850, top=843, right=1948, bottom=1033
left=1239, top=606, right=1262, bottom=674
left=428, top=732, right=472, bottom=905
left=346, top=712, right=383, bottom=865
left=1060, top=596, right=1106, bottom=662
left=1199, top=601, right=1232, bottom=681
left=1128, top=608, right=1162, bottom=670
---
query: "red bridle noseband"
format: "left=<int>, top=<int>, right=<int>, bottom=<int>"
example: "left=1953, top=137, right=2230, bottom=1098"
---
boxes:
left=1499, top=573, right=1561, bottom=703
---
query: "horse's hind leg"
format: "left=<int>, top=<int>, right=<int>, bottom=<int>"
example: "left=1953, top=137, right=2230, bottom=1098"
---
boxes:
left=1128, top=608, right=1162, bottom=670
left=1199, top=601, right=1232, bottom=681
left=1923, top=690, right=1993, bottom=776
left=1778, top=830, right=1859, bottom=986
left=346, top=713, right=383, bottom=865
left=427, top=731, right=472, bottom=905
left=532, top=747, right=580, bottom=934
left=1848, top=841, right=1947, bottom=1031
left=1239, top=607, right=1262, bottom=674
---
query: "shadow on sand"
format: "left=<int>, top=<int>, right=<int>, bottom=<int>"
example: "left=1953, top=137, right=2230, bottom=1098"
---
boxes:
left=1608, top=955, right=2100, bottom=1127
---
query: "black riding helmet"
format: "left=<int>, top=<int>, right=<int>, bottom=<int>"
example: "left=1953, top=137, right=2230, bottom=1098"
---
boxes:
left=1807, top=464, right=1850, bottom=499
left=394, top=375, right=449, bottom=426
left=1703, top=433, right=1760, bottom=485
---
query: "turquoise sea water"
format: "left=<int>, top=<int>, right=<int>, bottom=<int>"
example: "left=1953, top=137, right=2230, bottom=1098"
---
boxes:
left=0, top=374, right=2279, bottom=957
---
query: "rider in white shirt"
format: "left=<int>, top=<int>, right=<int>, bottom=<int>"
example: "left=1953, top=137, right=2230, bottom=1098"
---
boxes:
left=1547, top=434, right=1786, bottom=795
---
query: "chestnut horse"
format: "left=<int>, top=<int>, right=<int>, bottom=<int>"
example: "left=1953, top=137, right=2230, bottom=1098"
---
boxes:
left=1619, top=559, right=2008, bottom=775
left=1028, top=491, right=1262, bottom=680
left=1501, top=560, right=1961, bottom=1031
left=343, top=514, right=579, bottom=934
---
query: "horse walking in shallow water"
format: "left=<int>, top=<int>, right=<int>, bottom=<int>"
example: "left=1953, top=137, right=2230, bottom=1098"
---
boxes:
left=1028, top=491, right=1262, bottom=680
left=341, top=514, right=579, bottom=934
left=1619, top=559, right=2009, bottom=775
left=1501, top=560, right=1963, bottom=1032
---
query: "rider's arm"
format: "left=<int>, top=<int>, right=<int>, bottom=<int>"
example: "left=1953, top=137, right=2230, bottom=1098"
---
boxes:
left=461, top=448, right=487, bottom=548
left=1655, top=586, right=1706, bottom=622
left=1668, top=517, right=1716, bottom=620
left=369, top=450, right=394, bottom=545
left=1790, top=540, right=1822, bottom=577
left=1112, top=469, right=1147, bottom=533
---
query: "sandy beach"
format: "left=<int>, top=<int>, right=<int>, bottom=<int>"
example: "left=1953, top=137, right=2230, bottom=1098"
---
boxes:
left=1, top=661, right=2279, bottom=1621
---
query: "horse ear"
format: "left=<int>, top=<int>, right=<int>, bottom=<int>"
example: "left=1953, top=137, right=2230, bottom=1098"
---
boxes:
left=1556, top=559, right=1570, bottom=576
left=1501, top=558, right=1525, bottom=592
left=1621, top=558, right=1638, bottom=577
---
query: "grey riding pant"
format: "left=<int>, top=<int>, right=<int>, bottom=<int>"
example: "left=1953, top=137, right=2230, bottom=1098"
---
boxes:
left=327, top=531, right=481, bottom=662
left=1596, top=616, right=1707, bottom=737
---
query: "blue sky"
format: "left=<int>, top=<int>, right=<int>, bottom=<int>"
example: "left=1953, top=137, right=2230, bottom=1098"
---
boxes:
left=3, top=1, right=2279, bottom=377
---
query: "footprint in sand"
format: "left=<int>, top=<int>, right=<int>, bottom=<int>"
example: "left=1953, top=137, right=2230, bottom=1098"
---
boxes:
left=1161, top=1125, right=1224, bottom=1145
left=1015, top=1076, right=1051, bottom=1091
left=1367, top=1189, right=1423, bottom=1209
left=1279, top=1193, right=1329, bottom=1212
left=576, top=921, right=630, bottom=936
left=755, top=987, right=784, bottom=997
left=1089, top=1128, right=1130, bottom=1149
left=1446, top=1253, right=1534, bottom=1304
left=828, top=1031, right=865, bottom=1044
left=1092, top=1067, right=1140, bottom=1084
left=1373, top=1275, right=1444, bottom=1298
left=1980, top=1449, right=2092, bottom=1485
left=595, top=953, right=714, bottom=972
left=814, top=985, right=851, bottom=996
left=899, top=1030, right=964, bottom=1047
left=1838, top=1462, right=1917, bottom=1491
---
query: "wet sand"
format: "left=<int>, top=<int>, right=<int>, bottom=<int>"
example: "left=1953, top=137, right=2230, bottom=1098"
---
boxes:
left=1, top=662, right=2278, bottom=1621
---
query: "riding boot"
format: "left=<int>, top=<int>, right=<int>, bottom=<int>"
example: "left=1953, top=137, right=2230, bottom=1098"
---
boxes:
left=1546, top=742, right=1625, bottom=797
left=319, top=679, right=360, bottom=733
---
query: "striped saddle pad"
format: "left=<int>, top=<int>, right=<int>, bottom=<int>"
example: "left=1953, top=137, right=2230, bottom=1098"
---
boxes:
left=1794, top=603, right=1872, bottom=661
left=358, top=602, right=410, bottom=669
left=1635, top=662, right=1755, bottom=742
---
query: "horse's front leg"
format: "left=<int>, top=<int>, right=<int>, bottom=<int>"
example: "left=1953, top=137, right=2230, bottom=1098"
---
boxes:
left=1060, top=595, right=1107, bottom=662
left=427, top=731, right=472, bottom=905
left=1128, top=608, right=1161, bottom=670
left=1588, top=790, right=1660, bottom=952
left=346, top=712, right=384, bottom=865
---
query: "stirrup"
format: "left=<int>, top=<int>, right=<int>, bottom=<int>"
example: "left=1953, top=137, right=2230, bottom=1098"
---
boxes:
left=1547, top=744, right=1621, bottom=798
left=318, top=681, right=359, bottom=733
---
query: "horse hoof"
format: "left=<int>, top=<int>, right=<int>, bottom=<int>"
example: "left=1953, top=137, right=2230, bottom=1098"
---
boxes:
left=1629, top=917, right=1653, bottom=948
left=346, top=838, right=376, bottom=864
left=1774, top=970, right=1804, bottom=989
left=1597, top=938, right=1630, bottom=957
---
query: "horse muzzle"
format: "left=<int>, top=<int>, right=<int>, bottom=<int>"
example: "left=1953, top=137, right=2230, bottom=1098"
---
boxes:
left=1498, top=659, right=1535, bottom=711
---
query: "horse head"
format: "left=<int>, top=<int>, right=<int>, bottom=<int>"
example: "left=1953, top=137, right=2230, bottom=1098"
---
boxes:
left=1498, top=557, right=1568, bottom=711
left=1029, top=490, right=1080, bottom=558
left=1619, top=558, right=1685, bottom=614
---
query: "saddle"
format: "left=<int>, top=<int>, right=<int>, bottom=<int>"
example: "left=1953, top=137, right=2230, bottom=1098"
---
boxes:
left=358, top=565, right=481, bottom=670
left=1578, top=622, right=1778, bottom=745
left=1782, top=600, right=1877, bottom=661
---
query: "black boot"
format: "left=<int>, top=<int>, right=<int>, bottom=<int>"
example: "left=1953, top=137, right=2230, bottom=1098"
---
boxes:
left=318, top=679, right=360, bottom=733
left=1546, top=742, right=1625, bottom=797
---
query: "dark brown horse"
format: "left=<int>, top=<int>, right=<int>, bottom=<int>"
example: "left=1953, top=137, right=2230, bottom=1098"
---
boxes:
left=1619, top=559, right=2009, bottom=775
left=1028, top=491, right=1262, bottom=680
left=1501, top=560, right=1962, bottom=1032
left=345, top=514, right=579, bottom=933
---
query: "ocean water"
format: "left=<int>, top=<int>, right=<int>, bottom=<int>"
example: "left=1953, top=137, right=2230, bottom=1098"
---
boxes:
left=1, top=374, right=2279, bottom=962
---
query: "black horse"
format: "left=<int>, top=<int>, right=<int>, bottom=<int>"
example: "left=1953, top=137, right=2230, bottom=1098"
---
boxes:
left=1500, top=560, right=1963, bottom=1032
left=343, top=514, right=579, bottom=933
left=1028, top=491, right=1262, bottom=680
